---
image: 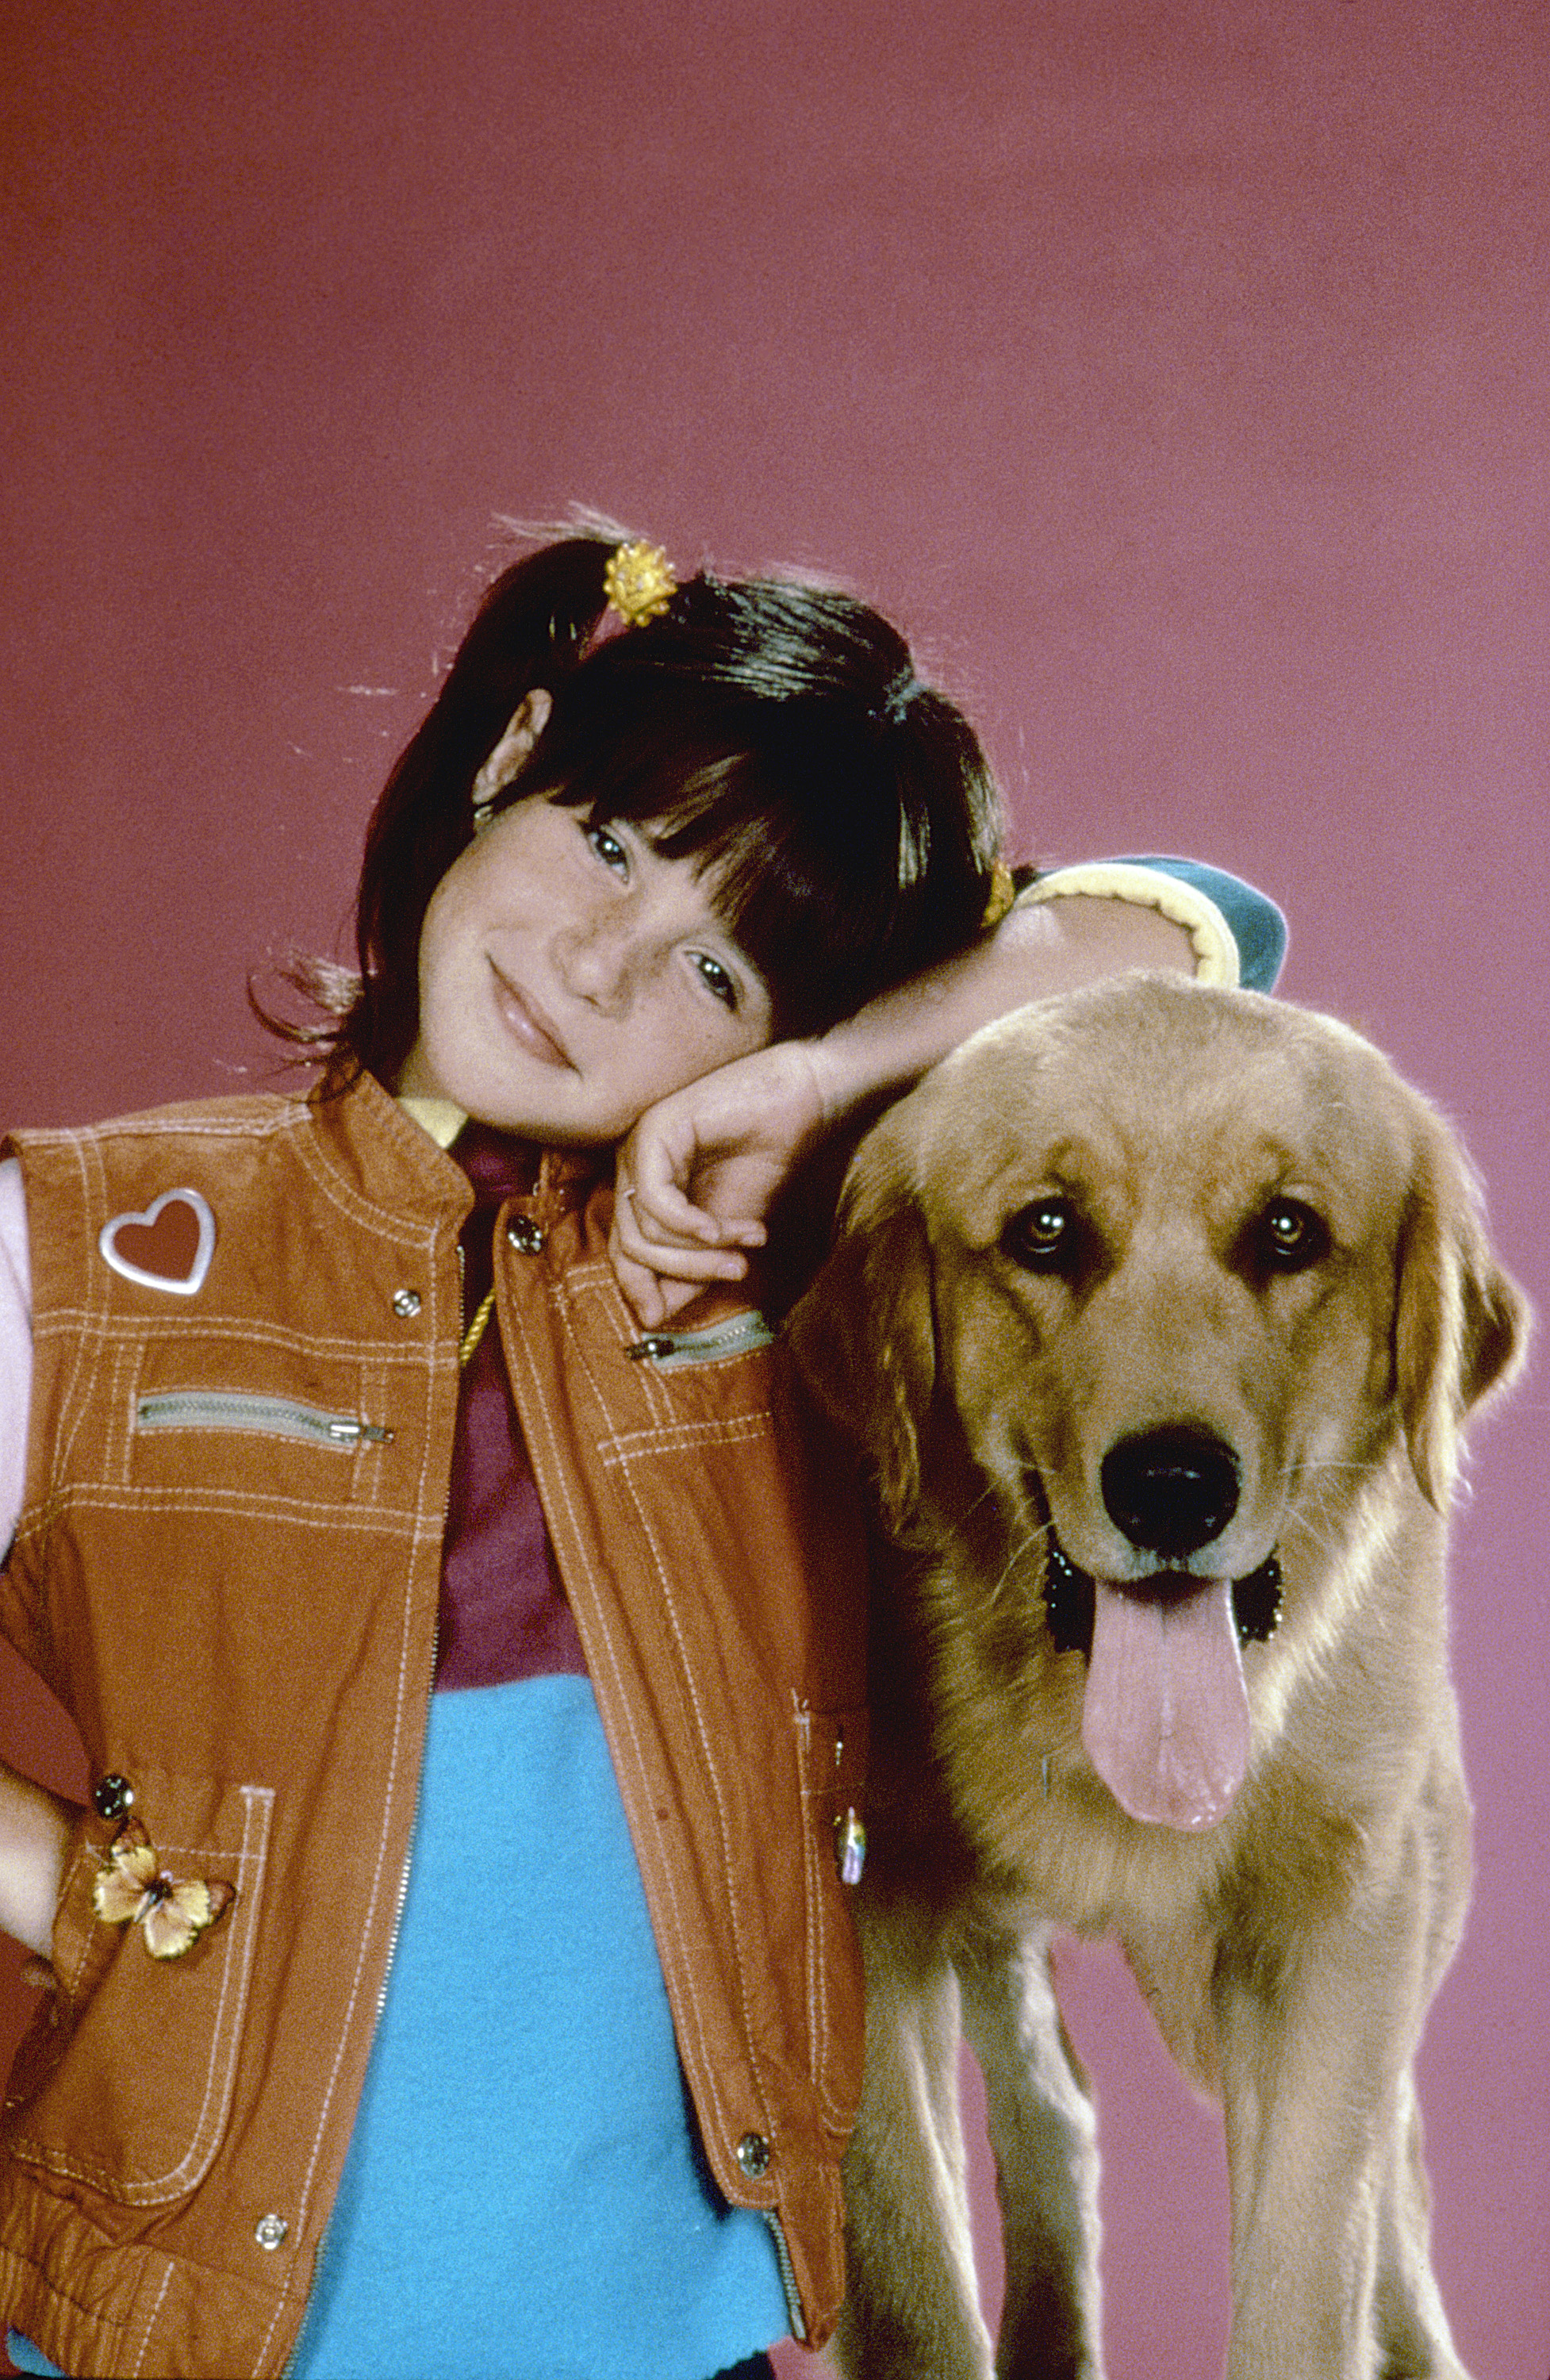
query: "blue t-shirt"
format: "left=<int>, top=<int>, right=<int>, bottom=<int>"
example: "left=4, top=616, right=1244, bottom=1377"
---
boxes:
left=286, top=1676, right=789, bottom=2380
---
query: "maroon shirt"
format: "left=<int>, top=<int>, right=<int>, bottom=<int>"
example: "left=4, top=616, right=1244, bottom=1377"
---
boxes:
left=435, top=1124, right=588, bottom=1688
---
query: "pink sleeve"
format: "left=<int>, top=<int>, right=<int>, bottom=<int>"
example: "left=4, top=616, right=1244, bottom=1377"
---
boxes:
left=0, top=1160, right=34, bottom=1560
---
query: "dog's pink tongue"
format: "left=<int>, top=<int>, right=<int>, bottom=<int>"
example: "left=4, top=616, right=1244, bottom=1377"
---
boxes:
left=1082, top=1576, right=1249, bottom=1830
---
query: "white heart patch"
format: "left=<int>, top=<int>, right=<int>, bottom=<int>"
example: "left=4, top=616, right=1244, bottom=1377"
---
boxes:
left=99, top=1188, right=217, bottom=1298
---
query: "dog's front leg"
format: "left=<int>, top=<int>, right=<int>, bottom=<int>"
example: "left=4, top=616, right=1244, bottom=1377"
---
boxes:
left=1367, top=1748, right=1474, bottom=2380
left=1212, top=1883, right=1470, bottom=2380
left=1368, top=2067, right=1469, bottom=2380
left=957, top=1923, right=1103, bottom=2380
left=834, top=1899, right=996, bottom=2380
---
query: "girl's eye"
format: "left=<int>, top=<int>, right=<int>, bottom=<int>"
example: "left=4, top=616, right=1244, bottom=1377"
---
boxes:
left=691, top=953, right=739, bottom=1011
left=586, top=823, right=630, bottom=878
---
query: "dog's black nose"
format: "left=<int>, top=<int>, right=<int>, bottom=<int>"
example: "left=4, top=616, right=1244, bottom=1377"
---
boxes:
left=1100, top=1427, right=1241, bottom=1557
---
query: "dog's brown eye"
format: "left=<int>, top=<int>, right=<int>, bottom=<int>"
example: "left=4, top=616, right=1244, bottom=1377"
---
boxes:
left=1257, top=1199, right=1328, bottom=1273
left=1002, top=1199, right=1078, bottom=1272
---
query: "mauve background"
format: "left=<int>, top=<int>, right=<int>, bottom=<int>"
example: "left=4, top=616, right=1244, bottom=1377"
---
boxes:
left=2, top=2, right=1545, bottom=2374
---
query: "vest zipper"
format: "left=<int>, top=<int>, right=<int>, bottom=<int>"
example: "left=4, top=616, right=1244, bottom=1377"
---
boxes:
left=284, top=1249, right=461, bottom=2376
left=135, top=1390, right=394, bottom=1449
left=281, top=1672, right=437, bottom=2380
left=623, top=1310, right=775, bottom=1368
left=765, top=2209, right=808, bottom=2342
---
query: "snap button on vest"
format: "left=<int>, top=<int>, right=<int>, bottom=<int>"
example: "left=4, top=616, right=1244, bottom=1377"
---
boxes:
left=736, top=2132, right=772, bottom=2178
left=506, top=1216, right=545, bottom=1254
left=91, top=1773, right=135, bottom=1821
left=254, top=2213, right=288, bottom=2251
left=392, top=1288, right=422, bottom=1317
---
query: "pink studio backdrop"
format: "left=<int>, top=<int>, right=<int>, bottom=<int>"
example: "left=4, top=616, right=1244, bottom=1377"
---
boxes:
left=2, top=5, right=1545, bottom=2374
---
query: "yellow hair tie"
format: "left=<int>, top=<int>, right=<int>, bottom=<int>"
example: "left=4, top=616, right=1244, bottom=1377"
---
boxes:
left=602, top=540, right=677, bottom=628
left=980, top=862, right=1017, bottom=931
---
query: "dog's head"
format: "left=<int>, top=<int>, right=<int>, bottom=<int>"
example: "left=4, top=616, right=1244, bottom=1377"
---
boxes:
left=789, top=977, right=1529, bottom=1831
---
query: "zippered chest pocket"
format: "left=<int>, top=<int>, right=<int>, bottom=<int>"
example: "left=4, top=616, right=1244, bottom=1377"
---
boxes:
left=623, top=1311, right=777, bottom=1371
left=123, top=1335, right=404, bottom=1514
left=136, top=1390, right=393, bottom=1453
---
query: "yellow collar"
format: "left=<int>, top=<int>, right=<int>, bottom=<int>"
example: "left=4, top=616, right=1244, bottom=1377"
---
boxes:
left=396, top=1095, right=468, bottom=1151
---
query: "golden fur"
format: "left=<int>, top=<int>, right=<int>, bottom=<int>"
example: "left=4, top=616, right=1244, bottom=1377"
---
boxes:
left=789, top=977, right=1529, bottom=2380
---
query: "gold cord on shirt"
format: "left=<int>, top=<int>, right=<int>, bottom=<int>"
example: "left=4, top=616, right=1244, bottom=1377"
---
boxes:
left=459, top=1285, right=497, bottom=1368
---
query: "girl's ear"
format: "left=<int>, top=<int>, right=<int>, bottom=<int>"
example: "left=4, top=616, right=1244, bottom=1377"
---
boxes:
left=471, top=687, right=554, bottom=815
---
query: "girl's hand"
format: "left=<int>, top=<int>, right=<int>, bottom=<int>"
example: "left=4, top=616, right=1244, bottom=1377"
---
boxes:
left=607, top=889, right=1200, bottom=1324
left=609, top=1040, right=832, bottom=1326
left=0, top=1760, right=79, bottom=1963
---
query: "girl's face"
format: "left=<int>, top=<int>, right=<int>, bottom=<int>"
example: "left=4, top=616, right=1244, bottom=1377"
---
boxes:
left=399, top=792, right=774, bottom=1141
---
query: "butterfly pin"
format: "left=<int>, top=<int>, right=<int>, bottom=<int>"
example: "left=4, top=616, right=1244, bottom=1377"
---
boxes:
left=93, top=1816, right=236, bottom=1960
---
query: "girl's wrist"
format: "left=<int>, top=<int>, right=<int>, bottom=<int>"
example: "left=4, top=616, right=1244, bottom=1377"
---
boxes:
left=801, top=1025, right=901, bottom=1132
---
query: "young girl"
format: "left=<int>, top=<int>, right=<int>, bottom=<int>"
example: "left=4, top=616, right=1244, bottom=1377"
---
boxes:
left=0, top=529, right=1280, bottom=2380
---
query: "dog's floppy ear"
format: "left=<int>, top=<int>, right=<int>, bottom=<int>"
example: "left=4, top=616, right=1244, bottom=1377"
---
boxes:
left=785, top=1111, right=938, bottom=1530
left=1395, top=1106, right=1532, bottom=1510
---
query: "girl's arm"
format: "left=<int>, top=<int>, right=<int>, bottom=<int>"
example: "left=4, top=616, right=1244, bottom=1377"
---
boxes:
left=0, top=1159, right=79, bottom=1960
left=610, top=872, right=1245, bottom=1324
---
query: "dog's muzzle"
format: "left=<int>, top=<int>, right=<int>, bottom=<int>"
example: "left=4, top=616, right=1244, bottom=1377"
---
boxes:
left=1043, top=1540, right=1283, bottom=1658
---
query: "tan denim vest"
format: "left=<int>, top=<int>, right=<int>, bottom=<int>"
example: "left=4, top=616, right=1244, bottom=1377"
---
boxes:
left=0, top=1074, right=866, bottom=2377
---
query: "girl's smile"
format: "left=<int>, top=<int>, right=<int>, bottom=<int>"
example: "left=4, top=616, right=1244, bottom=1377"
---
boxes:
left=398, top=790, right=774, bottom=1141
left=487, top=960, right=573, bottom=1071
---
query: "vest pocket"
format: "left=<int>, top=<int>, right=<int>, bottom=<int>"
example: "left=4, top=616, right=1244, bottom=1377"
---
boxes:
left=124, top=1340, right=400, bottom=1516
left=5, top=1768, right=272, bottom=2205
left=135, top=1388, right=393, bottom=1449
left=621, top=1309, right=777, bottom=1369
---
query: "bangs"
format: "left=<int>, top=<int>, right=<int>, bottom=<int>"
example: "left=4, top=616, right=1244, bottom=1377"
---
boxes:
left=537, top=738, right=978, bottom=1039
left=507, top=601, right=999, bottom=1041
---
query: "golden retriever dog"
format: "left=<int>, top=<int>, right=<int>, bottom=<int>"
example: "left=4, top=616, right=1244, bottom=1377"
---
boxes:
left=788, top=976, right=1529, bottom=2380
